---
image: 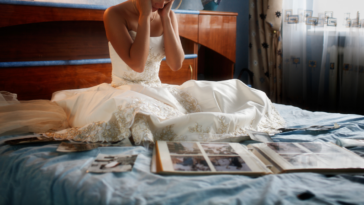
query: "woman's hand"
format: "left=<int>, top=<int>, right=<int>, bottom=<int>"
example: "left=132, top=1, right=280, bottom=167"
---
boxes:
left=158, top=0, right=174, bottom=18
left=135, top=0, right=153, bottom=17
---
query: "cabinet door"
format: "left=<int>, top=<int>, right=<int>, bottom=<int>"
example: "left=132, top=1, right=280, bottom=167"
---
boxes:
left=159, top=59, right=196, bottom=85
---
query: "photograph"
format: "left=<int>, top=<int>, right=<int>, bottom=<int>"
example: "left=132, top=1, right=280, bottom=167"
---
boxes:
left=57, top=142, right=99, bottom=152
left=279, top=153, right=326, bottom=168
left=209, top=156, right=251, bottom=172
left=87, top=154, right=138, bottom=173
left=5, top=135, right=56, bottom=145
left=315, top=153, right=364, bottom=169
left=267, top=143, right=306, bottom=154
left=201, top=143, right=238, bottom=155
left=171, top=156, right=210, bottom=172
left=298, top=142, right=339, bottom=154
left=248, top=131, right=273, bottom=143
left=167, top=142, right=202, bottom=155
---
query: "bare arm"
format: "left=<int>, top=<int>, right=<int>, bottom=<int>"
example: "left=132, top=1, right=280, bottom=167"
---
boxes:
left=159, top=2, right=185, bottom=71
left=103, top=1, right=152, bottom=73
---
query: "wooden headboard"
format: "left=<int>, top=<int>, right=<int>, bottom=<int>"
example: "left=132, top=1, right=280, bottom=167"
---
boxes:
left=0, top=1, right=237, bottom=100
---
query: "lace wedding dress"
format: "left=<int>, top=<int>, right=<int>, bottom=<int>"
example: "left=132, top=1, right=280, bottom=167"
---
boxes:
left=1, top=31, right=285, bottom=144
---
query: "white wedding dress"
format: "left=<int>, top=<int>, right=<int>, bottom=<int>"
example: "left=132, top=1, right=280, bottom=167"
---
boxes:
left=1, top=31, right=285, bottom=144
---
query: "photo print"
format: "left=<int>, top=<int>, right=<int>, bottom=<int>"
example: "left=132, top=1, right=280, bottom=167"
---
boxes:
left=5, top=134, right=55, bottom=145
left=171, top=156, right=210, bottom=171
left=304, top=10, right=313, bottom=19
left=315, top=152, right=364, bottom=168
left=325, top=11, right=333, bottom=18
left=284, top=9, right=292, bottom=22
left=318, top=13, right=325, bottom=20
left=288, top=15, right=299, bottom=24
left=247, top=131, right=273, bottom=143
left=327, top=18, right=337, bottom=27
left=298, top=142, right=339, bottom=154
left=345, top=19, right=351, bottom=27
left=209, top=156, right=251, bottom=171
left=201, top=143, right=238, bottom=155
left=306, top=17, right=318, bottom=26
left=57, top=142, right=99, bottom=152
left=351, top=19, right=359, bottom=27
left=167, top=142, right=201, bottom=155
left=87, top=154, right=138, bottom=173
left=267, top=143, right=306, bottom=154
left=279, top=153, right=325, bottom=168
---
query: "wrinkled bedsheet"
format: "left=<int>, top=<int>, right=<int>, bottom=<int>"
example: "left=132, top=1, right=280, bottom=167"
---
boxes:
left=1, top=104, right=364, bottom=205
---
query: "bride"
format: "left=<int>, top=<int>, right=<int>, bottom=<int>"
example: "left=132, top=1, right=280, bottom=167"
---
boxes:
left=0, top=0, right=285, bottom=144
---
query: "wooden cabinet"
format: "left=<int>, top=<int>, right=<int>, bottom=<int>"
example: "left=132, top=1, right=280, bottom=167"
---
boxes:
left=160, top=59, right=195, bottom=85
left=0, top=2, right=237, bottom=100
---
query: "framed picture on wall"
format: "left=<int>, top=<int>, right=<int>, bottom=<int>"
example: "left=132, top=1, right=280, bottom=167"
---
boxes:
left=325, top=11, right=333, bottom=18
left=345, top=19, right=352, bottom=27
left=304, top=10, right=313, bottom=19
left=317, top=19, right=325, bottom=27
left=351, top=19, right=359, bottom=27
left=288, top=15, right=299, bottom=24
left=327, top=18, right=337, bottom=27
left=306, top=17, right=318, bottom=26
left=285, top=9, right=292, bottom=22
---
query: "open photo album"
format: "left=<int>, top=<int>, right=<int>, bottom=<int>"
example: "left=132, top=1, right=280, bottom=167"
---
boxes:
left=152, top=141, right=364, bottom=175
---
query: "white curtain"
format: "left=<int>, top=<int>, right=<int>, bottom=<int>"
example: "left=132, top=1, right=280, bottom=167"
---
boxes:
left=282, top=0, right=364, bottom=114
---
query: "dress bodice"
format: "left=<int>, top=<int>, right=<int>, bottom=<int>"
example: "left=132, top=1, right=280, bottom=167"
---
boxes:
left=108, top=30, right=166, bottom=87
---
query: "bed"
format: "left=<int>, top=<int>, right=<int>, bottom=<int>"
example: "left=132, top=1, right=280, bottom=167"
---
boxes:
left=1, top=104, right=364, bottom=204
left=1, top=1, right=364, bottom=205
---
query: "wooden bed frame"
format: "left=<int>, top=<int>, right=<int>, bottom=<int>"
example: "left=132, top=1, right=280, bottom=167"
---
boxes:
left=0, top=1, right=237, bottom=100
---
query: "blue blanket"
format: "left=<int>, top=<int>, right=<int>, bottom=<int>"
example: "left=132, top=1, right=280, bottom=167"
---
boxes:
left=1, top=104, right=364, bottom=205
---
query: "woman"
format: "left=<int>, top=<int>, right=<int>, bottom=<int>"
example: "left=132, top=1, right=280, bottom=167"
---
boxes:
left=1, top=0, right=285, bottom=144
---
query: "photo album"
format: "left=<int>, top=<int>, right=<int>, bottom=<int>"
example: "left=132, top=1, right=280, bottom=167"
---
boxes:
left=152, top=141, right=364, bottom=175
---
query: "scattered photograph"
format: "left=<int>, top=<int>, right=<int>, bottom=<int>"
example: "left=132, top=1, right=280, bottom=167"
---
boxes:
left=209, top=156, right=251, bottom=172
left=98, top=138, right=133, bottom=147
left=267, top=142, right=306, bottom=154
left=171, top=156, right=210, bottom=171
left=57, top=142, right=99, bottom=152
left=298, top=142, right=339, bottom=154
left=87, top=154, right=138, bottom=173
left=201, top=143, right=238, bottom=155
left=5, top=135, right=55, bottom=145
left=167, top=142, right=201, bottom=155
left=279, top=153, right=327, bottom=168
left=248, top=131, right=273, bottom=143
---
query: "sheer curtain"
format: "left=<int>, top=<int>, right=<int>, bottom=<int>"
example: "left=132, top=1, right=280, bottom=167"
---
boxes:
left=282, top=0, right=364, bottom=114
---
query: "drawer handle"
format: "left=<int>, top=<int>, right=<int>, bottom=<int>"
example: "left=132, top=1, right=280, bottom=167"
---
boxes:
left=189, top=65, right=193, bottom=80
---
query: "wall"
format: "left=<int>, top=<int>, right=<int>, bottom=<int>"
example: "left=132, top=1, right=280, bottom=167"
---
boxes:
left=216, top=0, right=249, bottom=82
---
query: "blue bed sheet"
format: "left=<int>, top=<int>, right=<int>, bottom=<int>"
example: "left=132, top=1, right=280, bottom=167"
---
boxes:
left=1, top=104, right=364, bottom=205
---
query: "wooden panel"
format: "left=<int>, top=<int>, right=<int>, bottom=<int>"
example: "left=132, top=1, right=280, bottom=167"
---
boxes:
left=0, top=21, right=109, bottom=62
left=198, top=46, right=234, bottom=80
left=198, top=15, right=236, bottom=63
left=175, top=14, right=198, bottom=43
left=159, top=59, right=195, bottom=85
left=0, top=4, right=104, bottom=28
left=0, top=64, right=111, bottom=100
